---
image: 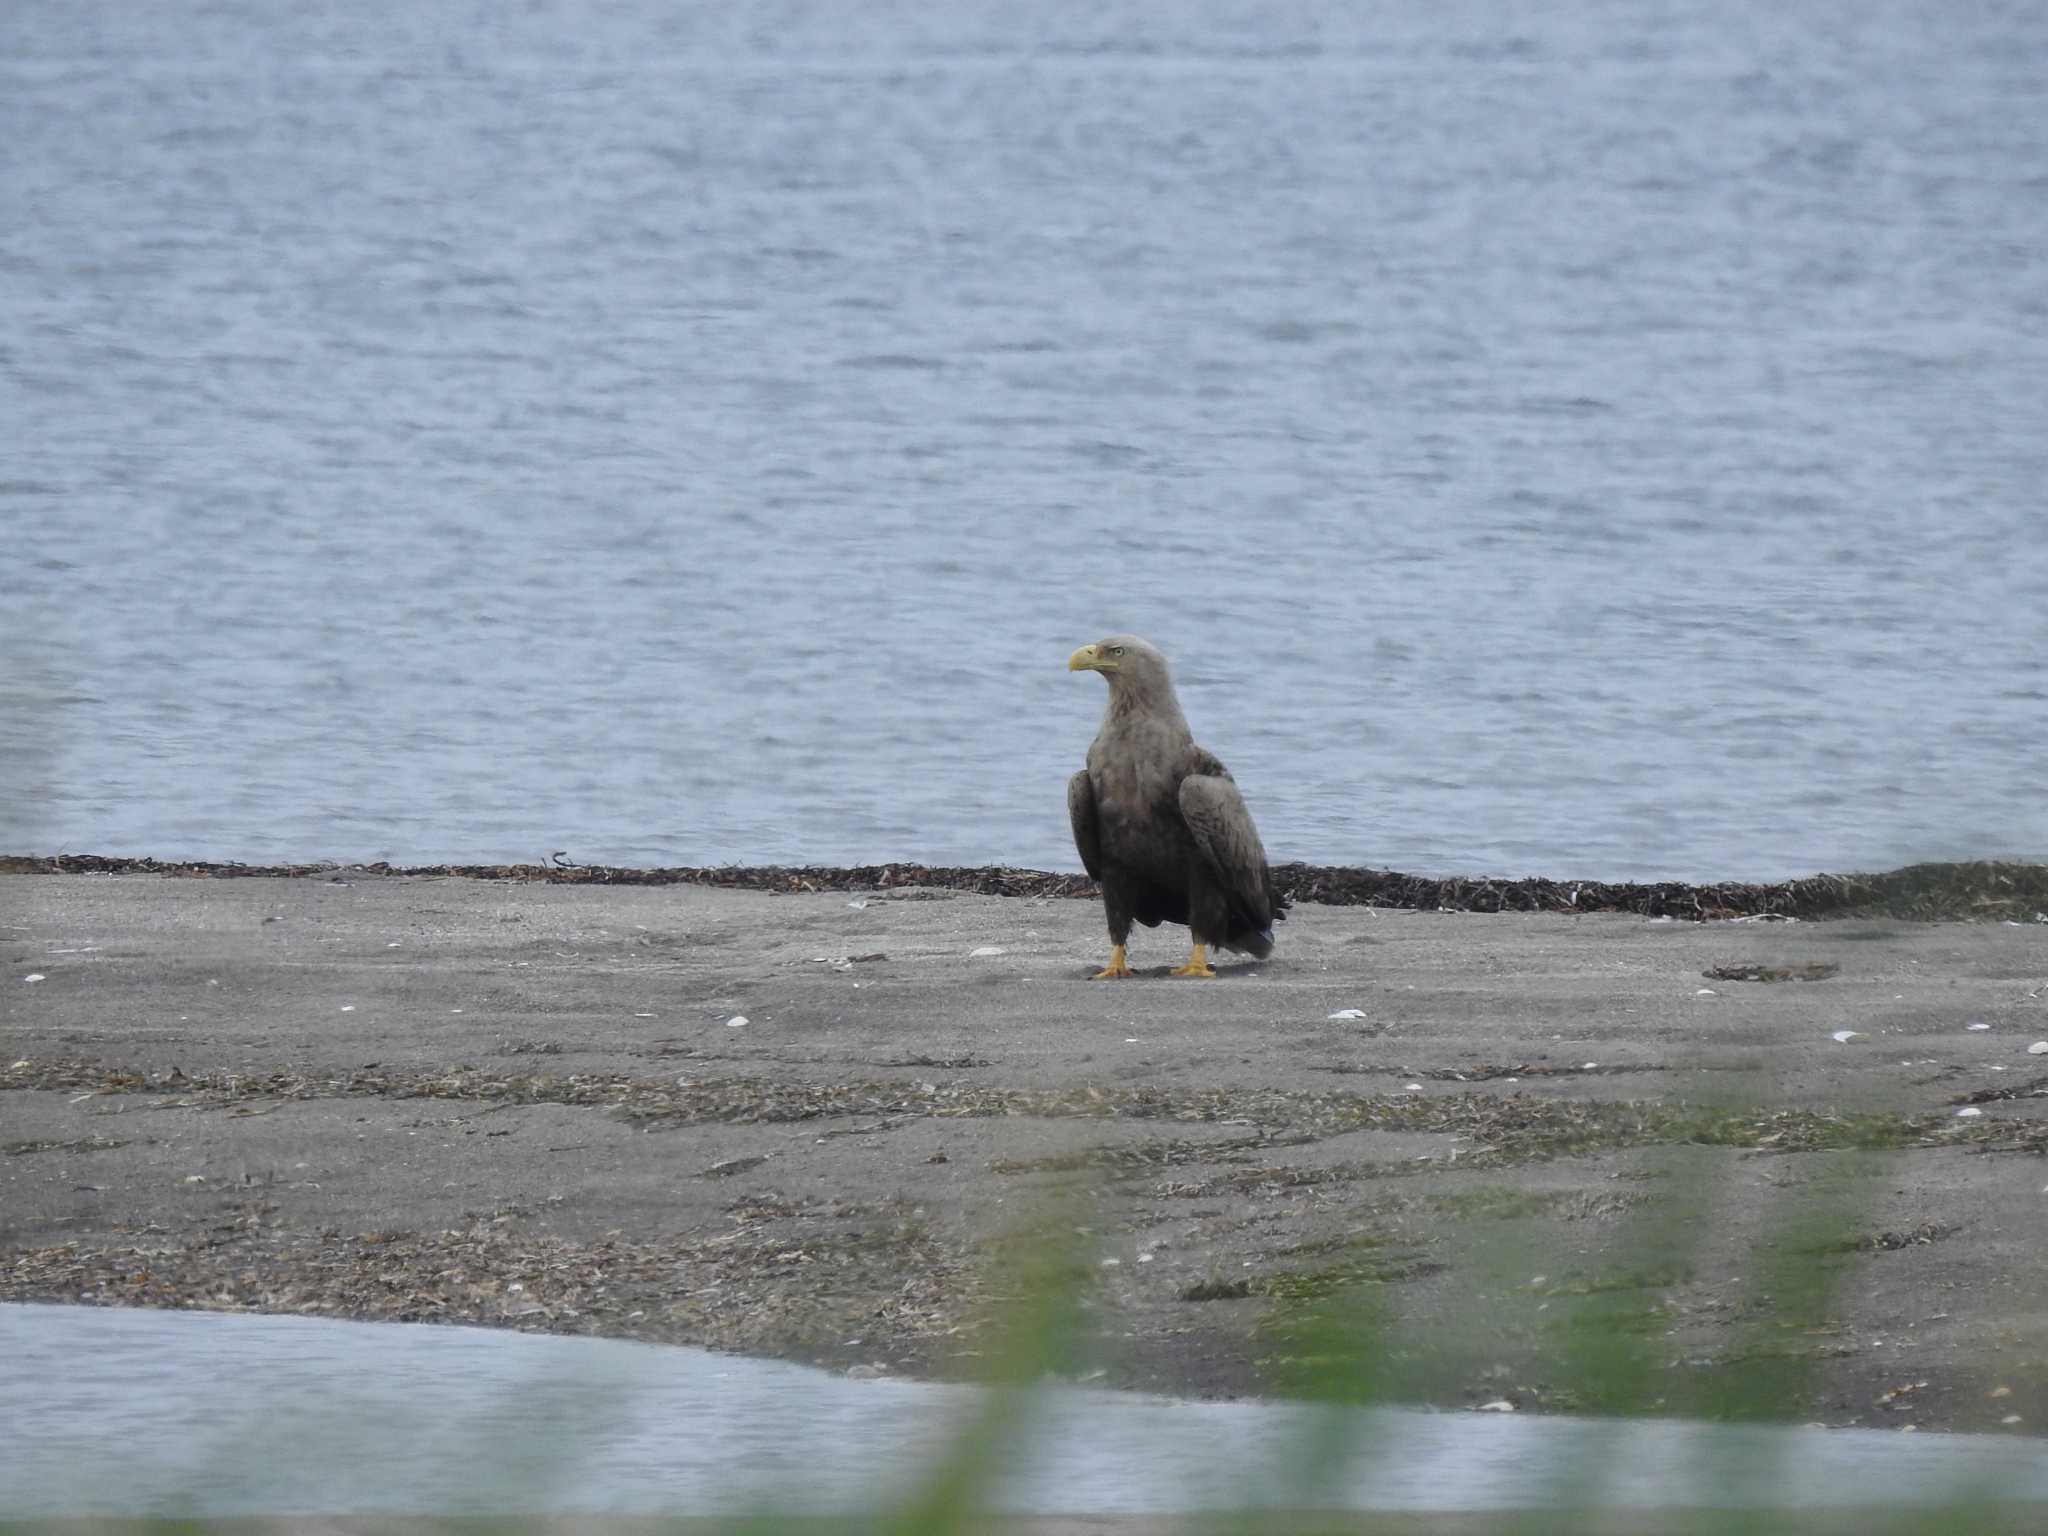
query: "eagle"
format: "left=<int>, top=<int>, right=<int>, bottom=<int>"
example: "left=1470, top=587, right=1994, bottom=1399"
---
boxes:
left=1066, top=635, right=1286, bottom=978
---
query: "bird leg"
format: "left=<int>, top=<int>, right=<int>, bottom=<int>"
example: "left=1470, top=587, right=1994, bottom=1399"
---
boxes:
left=1092, top=943, right=1132, bottom=980
left=1169, top=943, right=1216, bottom=978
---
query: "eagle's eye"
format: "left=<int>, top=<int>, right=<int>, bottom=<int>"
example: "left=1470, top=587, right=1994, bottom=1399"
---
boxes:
left=1111, top=645, right=1126, bottom=656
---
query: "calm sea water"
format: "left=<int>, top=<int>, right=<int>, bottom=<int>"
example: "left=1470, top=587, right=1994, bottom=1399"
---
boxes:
left=6, top=1304, right=2042, bottom=1518
left=5, top=1, right=2045, bottom=881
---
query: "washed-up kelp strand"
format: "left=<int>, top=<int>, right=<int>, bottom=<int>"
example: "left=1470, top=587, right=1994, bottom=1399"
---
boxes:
left=0, top=1056, right=2000, bottom=1158
left=1, top=1206, right=973, bottom=1372
left=1, top=853, right=1093, bottom=900
left=1273, top=861, right=2048, bottom=921
left=6, top=853, right=2046, bottom=921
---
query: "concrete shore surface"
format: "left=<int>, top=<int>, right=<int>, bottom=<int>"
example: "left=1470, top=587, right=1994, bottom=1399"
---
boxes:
left=4, top=871, right=2047, bottom=1438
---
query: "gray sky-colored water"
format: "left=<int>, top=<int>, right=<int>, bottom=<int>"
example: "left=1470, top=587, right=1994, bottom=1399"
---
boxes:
left=5, top=1, right=2045, bottom=879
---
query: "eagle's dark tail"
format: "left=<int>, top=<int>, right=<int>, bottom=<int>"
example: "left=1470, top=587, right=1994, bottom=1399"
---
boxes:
left=1239, top=873, right=1289, bottom=957
left=1215, top=870, right=1288, bottom=958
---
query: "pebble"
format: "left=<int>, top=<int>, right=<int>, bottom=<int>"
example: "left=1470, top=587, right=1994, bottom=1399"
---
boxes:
left=1476, top=1400, right=1517, bottom=1413
left=1327, top=1008, right=1368, bottom=1020
left=1955, top=1107, right=1984, bottom=1118
left=724, top=1015, right=748, bottom=1028
left=1831, top=1031, right=1865, bottom=1044
left=2029, top=1042, right=2048, bottom=1055
left=969, top=945, right=1005, bottom=957
left=22, top=974, right=46, bottom=984
left=1968, top=1022, right=1991, bottom=1031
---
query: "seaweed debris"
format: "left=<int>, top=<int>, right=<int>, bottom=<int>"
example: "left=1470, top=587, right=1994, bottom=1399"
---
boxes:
left=1, top=1199, right=970, bottom=1371
left=8, top=854, right=2047, bottom=922
left=1704, top=963, right=1842, bottom=983
left=0, top=1056, right=1980, bottom=1160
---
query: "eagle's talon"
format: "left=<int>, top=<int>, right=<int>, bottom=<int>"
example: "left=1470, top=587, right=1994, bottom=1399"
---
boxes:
left=1092, top=944, right=1132, bottom=979
left=1169, top=944, right=1216, bottom=978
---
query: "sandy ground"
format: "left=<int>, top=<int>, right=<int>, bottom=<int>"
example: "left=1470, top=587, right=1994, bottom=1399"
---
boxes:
left=4, top=871, right=2048, bottom=1436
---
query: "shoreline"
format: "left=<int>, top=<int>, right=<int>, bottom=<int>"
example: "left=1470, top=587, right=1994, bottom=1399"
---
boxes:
left=6, top=852, right=2048, bottom=922
left=5, top=869, right=2047, bottom=1435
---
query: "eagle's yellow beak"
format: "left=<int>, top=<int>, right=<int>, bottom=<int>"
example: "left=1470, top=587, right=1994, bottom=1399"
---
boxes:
left=1067, top=644, right=1102, bottom=672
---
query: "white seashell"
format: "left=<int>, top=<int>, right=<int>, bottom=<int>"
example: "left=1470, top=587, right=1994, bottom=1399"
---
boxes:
left=1955, top=1107, right=1984, bottom=1118
left=969, top=945, right=1005, bottom=957
left=1831, top=1031, right=1864, bottom=1044
left=725, top=1015, right=748, bottom=1028
left=1328, top=1008, right=1368, bottom=1020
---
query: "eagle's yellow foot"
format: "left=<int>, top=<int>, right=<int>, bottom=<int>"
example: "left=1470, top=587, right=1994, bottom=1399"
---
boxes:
left=1169, top=944, right=1216, bottom=978
left=1092, top=944, right=1133, bottom=979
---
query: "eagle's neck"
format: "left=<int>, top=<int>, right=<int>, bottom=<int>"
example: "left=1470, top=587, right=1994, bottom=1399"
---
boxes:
left=1102, top=672, right=1190, bottom=739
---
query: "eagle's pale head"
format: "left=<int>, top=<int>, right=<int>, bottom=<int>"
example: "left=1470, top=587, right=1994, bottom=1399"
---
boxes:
left=1066, top=635, right=1165, bottom=678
